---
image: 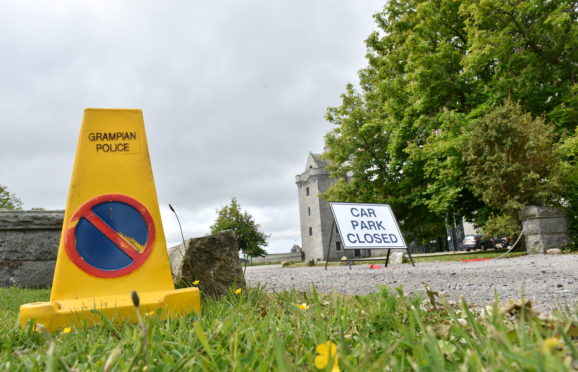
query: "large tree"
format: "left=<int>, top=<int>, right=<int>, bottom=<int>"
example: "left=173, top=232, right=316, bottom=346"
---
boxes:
left=210, top=197, right=269, bottom=257
left=324, top=0, right=576, bottom=241
left=0, top=184, right=22, bottom=210
left=324, top=0, right=478, bottom=242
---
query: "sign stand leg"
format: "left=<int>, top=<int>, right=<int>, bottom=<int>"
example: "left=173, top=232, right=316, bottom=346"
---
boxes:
left=324, top=220, right=336, bottom=271
left=385, top=249, right=416, bottom=267
left=407, top=249, right=416, bottom=267
left=385, top=249, right=391, bottom=267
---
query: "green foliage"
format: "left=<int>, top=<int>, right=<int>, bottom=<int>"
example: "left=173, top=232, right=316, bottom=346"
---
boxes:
left=1, top=285, right=576, bottom=370
left=481, top=214, right=521, bottom=239
left=408, top=110, right=487, bottom=222
left=210, top=197, right=269, bottom=257
left=463, top=0, right=578, bottom=130
left=324, top=0, right=577, bottom=239
left=559, top=127, right=578, bottom=250
left=324, top=0, right=471, bottom=242
left=463, top=100, right=560, bottom=215
left=0, top=184, right=22, bottom=210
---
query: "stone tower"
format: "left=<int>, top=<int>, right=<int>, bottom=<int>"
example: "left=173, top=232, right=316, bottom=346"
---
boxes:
left=295, top=153, right=340, bottom=261
left=296, top=153, right=376, bottom=261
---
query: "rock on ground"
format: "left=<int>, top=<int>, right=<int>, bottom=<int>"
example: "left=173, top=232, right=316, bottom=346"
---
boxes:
left=169, top=229, right=245, bottom=297
left=245, top=254, right=578, bottom=314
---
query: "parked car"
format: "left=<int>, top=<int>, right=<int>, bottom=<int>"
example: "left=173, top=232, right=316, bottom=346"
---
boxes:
left=462, top=234, right=494, bottom=251
left=493, top=237, right=510, bottom=249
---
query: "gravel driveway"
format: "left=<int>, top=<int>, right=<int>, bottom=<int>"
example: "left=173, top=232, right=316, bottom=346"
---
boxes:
left=245, top=254, right=578, bottom=314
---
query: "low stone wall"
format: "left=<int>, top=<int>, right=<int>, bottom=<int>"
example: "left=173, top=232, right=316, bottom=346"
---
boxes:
left=250, top=252, right=303, bottom=264
left=0, top=210, right=63, bottom=287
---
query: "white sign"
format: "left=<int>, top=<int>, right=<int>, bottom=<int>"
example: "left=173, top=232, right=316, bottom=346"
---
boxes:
left=330, top=202, right=407, bottom=249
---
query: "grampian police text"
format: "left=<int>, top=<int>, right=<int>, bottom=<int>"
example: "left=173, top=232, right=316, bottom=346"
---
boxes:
left=88, top=132, right=137, bottom=153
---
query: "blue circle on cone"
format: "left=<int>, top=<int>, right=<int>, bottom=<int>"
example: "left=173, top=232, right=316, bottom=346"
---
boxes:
left=75, top=201, right=148, bottom=271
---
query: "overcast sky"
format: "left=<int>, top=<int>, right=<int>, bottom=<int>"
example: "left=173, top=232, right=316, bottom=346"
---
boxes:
left=0, top=0, right=384, bottom=253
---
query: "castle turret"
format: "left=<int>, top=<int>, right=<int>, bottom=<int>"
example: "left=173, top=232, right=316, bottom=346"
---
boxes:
left=295, top=153, right=343, bottom=261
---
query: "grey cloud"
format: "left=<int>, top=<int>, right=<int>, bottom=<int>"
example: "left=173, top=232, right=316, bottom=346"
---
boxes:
left=0, top=0, right=384, bottom=253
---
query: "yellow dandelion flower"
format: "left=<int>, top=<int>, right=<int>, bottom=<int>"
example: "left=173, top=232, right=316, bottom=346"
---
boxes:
left=193, top=280, right=200, bottom=286
left=145, top=311, right=155, bottom=317
left=62, top=327, right=72, bottom=334
left=234, top=288, right=242, bottom=295
left=314, top=341, right=340, bottom=372
left=543, top=337, right=564, bottom=352
left=296, top=303, right=309, bottom=310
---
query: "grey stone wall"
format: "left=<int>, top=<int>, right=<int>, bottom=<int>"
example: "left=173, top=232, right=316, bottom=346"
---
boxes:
left=250, top=252, right=302, bottom=264
left=519, top=206, right=570, bottom=254
left=0, top=210, right=63, bottom=287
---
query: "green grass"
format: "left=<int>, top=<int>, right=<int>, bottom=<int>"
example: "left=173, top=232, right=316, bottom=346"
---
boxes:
left=0, top=287, right=50, bottom=325
left=0, top=285, right=576, bottom=371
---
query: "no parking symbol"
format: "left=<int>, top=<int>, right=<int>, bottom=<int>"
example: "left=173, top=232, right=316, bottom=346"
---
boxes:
left=65, top=194, right=156, bottom=278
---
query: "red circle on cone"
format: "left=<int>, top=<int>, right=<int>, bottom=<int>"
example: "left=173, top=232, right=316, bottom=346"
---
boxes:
left=65, top=194, right=156, bottom=278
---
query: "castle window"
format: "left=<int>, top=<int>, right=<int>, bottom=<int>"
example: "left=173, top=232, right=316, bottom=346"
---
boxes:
left=336, top=241, right=342, bottom=251
left=308, top=207, right=311, bottom=216
left=309, top=227, right=313, bottom=236
left=306, top=187, right=310, bottom=196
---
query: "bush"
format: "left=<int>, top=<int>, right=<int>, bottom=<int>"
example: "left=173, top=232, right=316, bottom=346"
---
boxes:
left=558, top=128, right=578, bottom=250
left=481, top=214, right=521, bottom=240
left=463, top=100, right=559, bottom=216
